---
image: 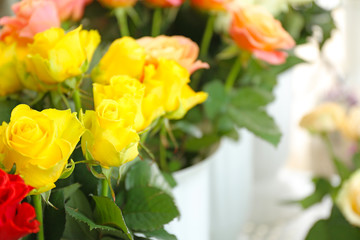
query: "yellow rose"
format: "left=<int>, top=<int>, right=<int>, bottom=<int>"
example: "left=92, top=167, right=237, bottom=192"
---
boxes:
left=337, top=169, right=360, bottom=227
left=22, top=26, right=100, bottom=91
left=93, top=75, right=145, bottom=131
left=0, top=125, right=6, bottom=163
left=142, top=58, right=207, bottom=123
left=0, top=42, right=22, bottom=96
left=81, top=101, right=140, bottom=167
left=92, top=37, right=146, bottom=85
left=1, top=104, right=84, bottom=193
left=167, top=84, right=208, bottom=119
left=300, top=102, right=346, bottom=134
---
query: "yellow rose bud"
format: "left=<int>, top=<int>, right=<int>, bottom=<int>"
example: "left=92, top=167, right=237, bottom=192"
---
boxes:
left=93, top=75, right=145, bottom=131
left=167, top=84, right=208, bottom=119
left=1, top=104, right=84, bottom=193
left=337, top=169, right=360, bottom=227
left=142, top=58, right=207, bottom=123
left=92, top=37, right=146, bottom=85
left=0, top=42, right=22, bottom=96
left=23, top=26, right=100, bottom=91
left=81, top=105, right=140, bottom=168
left=299, top=102, right=346, bottom=134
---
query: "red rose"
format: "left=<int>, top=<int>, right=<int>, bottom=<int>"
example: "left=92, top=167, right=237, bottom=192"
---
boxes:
left=0, top=169, right=39, bottom=240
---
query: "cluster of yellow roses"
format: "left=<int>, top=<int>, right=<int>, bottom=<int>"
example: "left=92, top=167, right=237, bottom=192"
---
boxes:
left=0, top=26, right=207, bottom=194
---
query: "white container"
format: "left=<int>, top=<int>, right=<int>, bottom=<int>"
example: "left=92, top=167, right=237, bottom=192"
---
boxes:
left=344, top=0, right=360, bottom=89
left=210, top=129, right=254, bottom=240
left=165, top=158, right=212, bottom=240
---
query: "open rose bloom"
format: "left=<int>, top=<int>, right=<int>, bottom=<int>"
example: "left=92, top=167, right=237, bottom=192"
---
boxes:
left=229, top=5, right=295, bottom=65
left=0, top=0, right=60, bottom=44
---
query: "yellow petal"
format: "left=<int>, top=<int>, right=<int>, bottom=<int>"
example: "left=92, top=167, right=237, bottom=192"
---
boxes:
left=42, top=108, right=85, bottom=148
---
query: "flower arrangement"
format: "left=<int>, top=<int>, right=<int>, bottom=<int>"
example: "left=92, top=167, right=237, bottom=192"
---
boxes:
left=0, top=0, right=335, bottom=239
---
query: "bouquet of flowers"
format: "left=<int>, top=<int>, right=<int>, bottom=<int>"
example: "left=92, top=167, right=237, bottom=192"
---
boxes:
left=0, top=0, right=335, bottom=239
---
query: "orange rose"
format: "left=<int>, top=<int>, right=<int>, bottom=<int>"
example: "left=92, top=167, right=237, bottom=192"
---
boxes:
left=144, top=0, right=184, bottom=8
left=0, top=0, right=60, bottom=44
left=229, top=5, right=295, bottom=65
left=51, top=0, right=92, bottom=21
left=137, top=35, right=209, bottom=74
left=190, top=0, right=232, bottom=11
left=97, top=0, right=137, bottom=8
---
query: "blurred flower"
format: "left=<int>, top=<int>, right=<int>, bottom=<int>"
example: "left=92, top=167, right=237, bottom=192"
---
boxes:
left=300, top=102, right=346, bottom=134
left=81, top=105, right=140, bottom=168
left=97, top=0, right=137, bottom=8
left=190, top=0, right=233, bottom=11
left=1, top=104, right=85, bottom=193
left=0, top=0, right=60, bottom=44
left=229, top=5, right=295, bottom=65
left=340, top=107, right=360, bottom=141
left=51, top=0, right=93, bottom=21
left=0, top=169, right=39, bottom=240
left=92, top=37, right=146, bottom=85
left=22, top=26, right=100, bottom=91
left=254, top=0, right=313, bottom=15
left=144, top=0, right=185, bottom=8
left=0, top=42, right=22, bottom=96
left=93, top=75, right=145, bottom=131
left=137, top=35, right=209, bottom=74
left=337, top=169, right=360, bottom=227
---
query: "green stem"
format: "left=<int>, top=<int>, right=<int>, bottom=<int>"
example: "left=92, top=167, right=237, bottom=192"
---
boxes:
left=32, top=195, right=44, bottom=240
left=72, top=89, right=82, bottom=114
left=225, top=55, right=243, bottom=92
left=152, top=8, right=162, bottom=37
left=101, top=178, right=109, bottom=197
left=200, top=14, right=216, bottom=58
left=115, top=8, right=130, bottom=37
left=159, top=122, right=168, bottom=171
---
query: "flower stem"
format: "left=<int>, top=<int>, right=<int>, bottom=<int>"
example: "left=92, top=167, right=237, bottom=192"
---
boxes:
left=72, top=89, right=82, bottom=115
left=159, top=122, right=168, bottom=171
left=115, top=8, right=130, bottom=37
left=225, top=55, right=243, bottom=92
left=101, top=178, right=109, bottom=197
left=200, top=13, right=216, bottom=58
left=152, top=8, right=162, bottom=37
left=32, top=195, right=44, bottom=240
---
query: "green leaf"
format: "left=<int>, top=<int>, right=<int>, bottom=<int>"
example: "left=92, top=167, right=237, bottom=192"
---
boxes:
left=306, top=206, right=360, bottom=240
left=0, top=99, right=17, bottom=123
left=63, top=190, right=98, bottom=240
left=203, top=81, right=229, bottom=120
left=142, top=228, right=177, bottom=240
left=123, top=187, right=180, bottom=232
left=230, top=87, right=274, bottom=108
left=125, top=160, right=172, bottom=195
left=228, top=107, right=281, bottom=146
left=59, top=184, right=80, bottom=201
left=296, top=178, right=333, bottom=209
left=184, top=134, right=220, bottom=152
left=92, top=195, right=133, bottom=240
